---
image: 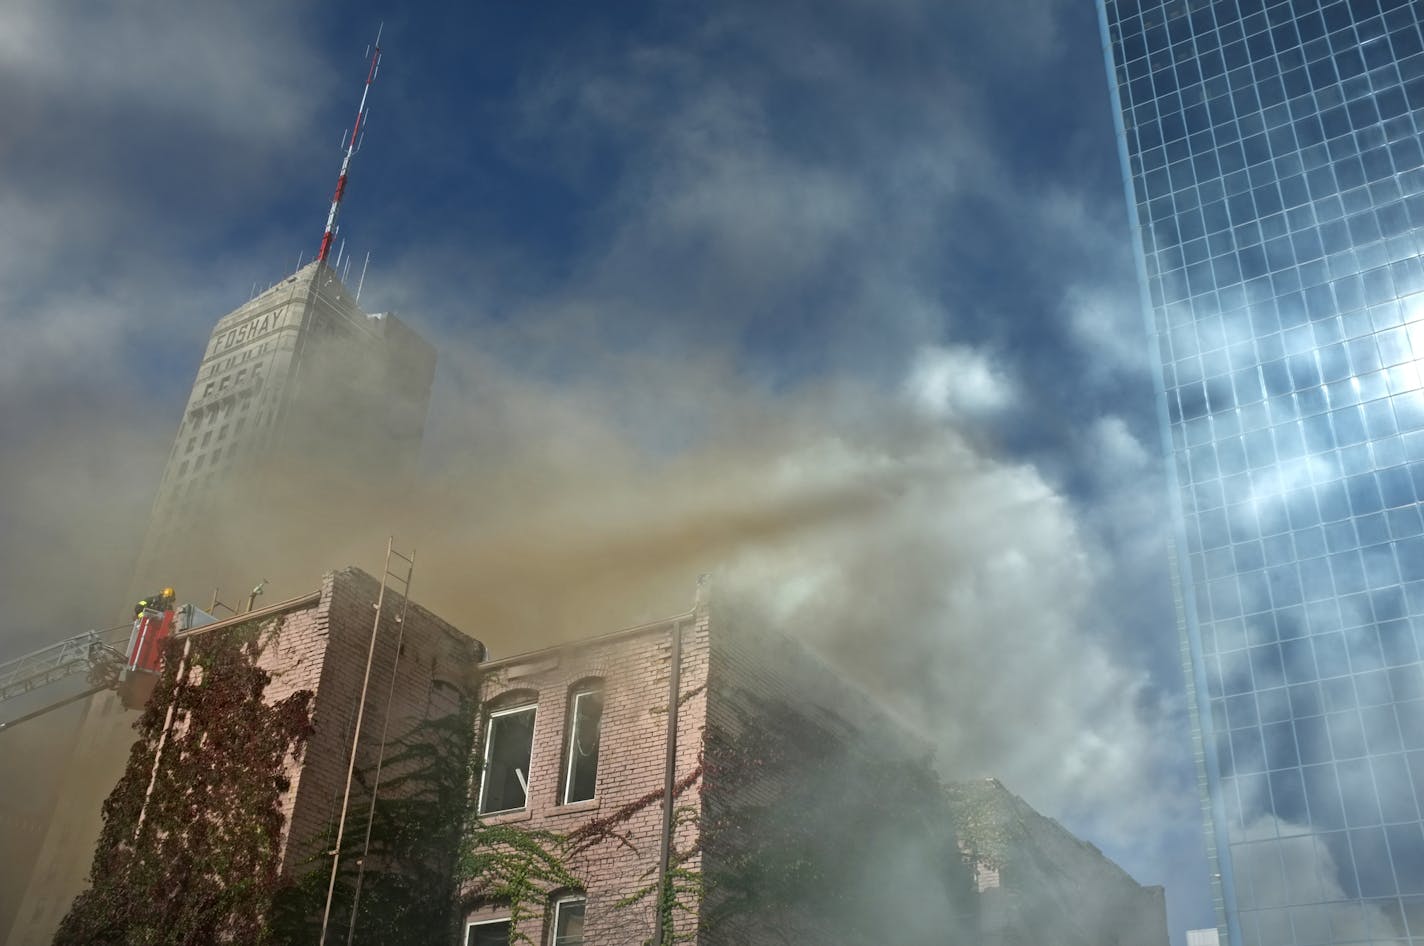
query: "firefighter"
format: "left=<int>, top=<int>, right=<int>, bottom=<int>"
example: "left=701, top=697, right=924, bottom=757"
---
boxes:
left=134, top=587, right=176, bottom=616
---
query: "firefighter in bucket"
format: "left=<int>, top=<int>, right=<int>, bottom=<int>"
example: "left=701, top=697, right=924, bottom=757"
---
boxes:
left=121, top=588, right=177, bottom=708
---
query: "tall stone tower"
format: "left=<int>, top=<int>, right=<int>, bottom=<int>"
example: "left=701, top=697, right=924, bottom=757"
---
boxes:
left=132, top=260, right=436, bottom=594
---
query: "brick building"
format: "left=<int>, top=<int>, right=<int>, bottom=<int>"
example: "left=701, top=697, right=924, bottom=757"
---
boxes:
left=460, top=584, right=1168, bottom=946
left=9, top=567, right=477, bottom=946
left=954, top=778, right=1170, bottom=946
left=16, top=572, right=1170, bottom=946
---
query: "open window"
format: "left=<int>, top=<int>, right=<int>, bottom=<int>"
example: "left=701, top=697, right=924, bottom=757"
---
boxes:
left=467, top=918, right=511, bottom=946
left=479, top=704, right=536, bottom=815
left=550, top=895, right=585, bottom=946
left=562, top=684, right=603, bottom=804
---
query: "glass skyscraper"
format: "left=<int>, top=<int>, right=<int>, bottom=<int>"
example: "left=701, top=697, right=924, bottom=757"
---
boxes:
left=1096, top=2, right=1424, bottom=944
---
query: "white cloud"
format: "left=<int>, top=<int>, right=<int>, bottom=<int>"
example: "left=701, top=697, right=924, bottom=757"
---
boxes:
left=0, top=0, right=325, bottom=140
left=904, top=344, right=1017, bottom=421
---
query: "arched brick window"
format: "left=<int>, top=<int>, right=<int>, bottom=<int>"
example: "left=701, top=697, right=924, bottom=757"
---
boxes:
left=478, top=689, right=538, bottom=815
left=561, top=679, right=604, bottom=805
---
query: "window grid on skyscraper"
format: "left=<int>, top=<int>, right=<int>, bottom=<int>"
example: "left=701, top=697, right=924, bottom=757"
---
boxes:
left=1100, top=0, right=1424, bottom=943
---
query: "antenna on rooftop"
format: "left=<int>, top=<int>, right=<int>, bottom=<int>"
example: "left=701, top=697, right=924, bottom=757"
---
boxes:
left=356, top=251, right=371, bottom=302
left=317, top=25, right=383, bottom=265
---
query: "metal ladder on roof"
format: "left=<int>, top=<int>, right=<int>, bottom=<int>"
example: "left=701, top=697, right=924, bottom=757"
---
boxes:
left=319, top=536, right=418, bottom=946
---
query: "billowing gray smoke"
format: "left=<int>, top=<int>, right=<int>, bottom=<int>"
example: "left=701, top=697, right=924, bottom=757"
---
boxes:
left=0, top=0, right=1216, bottom=938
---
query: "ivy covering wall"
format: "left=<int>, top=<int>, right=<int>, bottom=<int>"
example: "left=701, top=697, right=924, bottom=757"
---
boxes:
left=269, top=709, right=474, bottom=946
left=54, top=622, right=314, bottom=946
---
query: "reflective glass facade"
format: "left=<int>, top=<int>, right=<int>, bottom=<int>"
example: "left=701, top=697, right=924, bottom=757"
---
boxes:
left=1096, top=2, right=1424, bottom=944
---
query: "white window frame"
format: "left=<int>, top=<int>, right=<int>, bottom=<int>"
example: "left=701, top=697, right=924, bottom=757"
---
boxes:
left=549, top=895, right=586, bottom=946
left=561, top=687, right=603, bottom=805
left=478, top=703, right=537, bottom=815
left=466, top=916, right=513, bottom=946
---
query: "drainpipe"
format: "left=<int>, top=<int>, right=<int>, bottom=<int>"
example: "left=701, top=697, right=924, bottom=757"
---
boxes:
left=653, top=618, right=684, bottom=946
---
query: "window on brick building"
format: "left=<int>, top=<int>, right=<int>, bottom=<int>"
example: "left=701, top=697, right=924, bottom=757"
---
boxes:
left=466, top=918, right=511, bottom=946
left=479, top=704, right=536, bottom=814
left=550, top=896, right=585, bottom=945
left=562, top=684, right=603, bottom=804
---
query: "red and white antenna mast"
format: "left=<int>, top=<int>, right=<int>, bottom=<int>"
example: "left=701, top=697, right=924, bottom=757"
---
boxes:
left=317, top=26, right=382, bottom=265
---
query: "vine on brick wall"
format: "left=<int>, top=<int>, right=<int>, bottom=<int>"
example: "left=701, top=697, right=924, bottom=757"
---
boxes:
left=54, top=620, right=314, bottom=946
left=944, top=779, right=1024, bottom=872
left=456, top=764, right=706, bottom=945
left=268, top=706, right=475, bottom=946
left=695, top=688, right=977, bottom=945
left=450, top=681, right=976, bottom=946
left=455, top=675, right=708, bottom=946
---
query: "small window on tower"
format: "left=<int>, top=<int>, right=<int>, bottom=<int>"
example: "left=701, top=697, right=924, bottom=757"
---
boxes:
left=478, top=705, right=536, bottom=815
left=562, top=685, right=603, bottom=804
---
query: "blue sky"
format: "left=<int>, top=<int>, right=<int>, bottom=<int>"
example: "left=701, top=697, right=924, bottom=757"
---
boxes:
left=1, top=0, right=1217, bottom=939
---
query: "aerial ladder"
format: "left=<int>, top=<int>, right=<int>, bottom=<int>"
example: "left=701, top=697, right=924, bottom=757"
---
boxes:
left=0, top=589, right=215, bottom=732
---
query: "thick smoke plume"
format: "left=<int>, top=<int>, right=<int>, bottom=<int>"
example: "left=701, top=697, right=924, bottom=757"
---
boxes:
left=0, top=0, right=1217, bottom=938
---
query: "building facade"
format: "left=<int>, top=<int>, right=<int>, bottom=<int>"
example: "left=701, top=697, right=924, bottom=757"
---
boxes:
left=462, top=588, right=1168, bottom=946
left=9, top=567, right=478, bottom=946
left=961, top=778, right=1170, bottom=946
left=12, top=572, right=1169, bottom=945
left=133, top=260, right=437, bottom=594
left=1096, top=2, right=1424, bottom=943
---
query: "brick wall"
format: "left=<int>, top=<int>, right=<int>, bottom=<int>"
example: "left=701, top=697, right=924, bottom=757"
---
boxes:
left=6, top=566, right=478, bottom=946
left=461, top=602, right=708, bottom=946
left=277, top=567, right=479, bottom=871
left=960, top=779, right=1170, bottom=946
left=698, top=594, right=976, bottom=946
left=459, top=585, right=972, bottom=946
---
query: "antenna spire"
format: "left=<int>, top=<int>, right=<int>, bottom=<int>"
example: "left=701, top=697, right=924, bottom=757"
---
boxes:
left=317, top=27, right=383, bottom=265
